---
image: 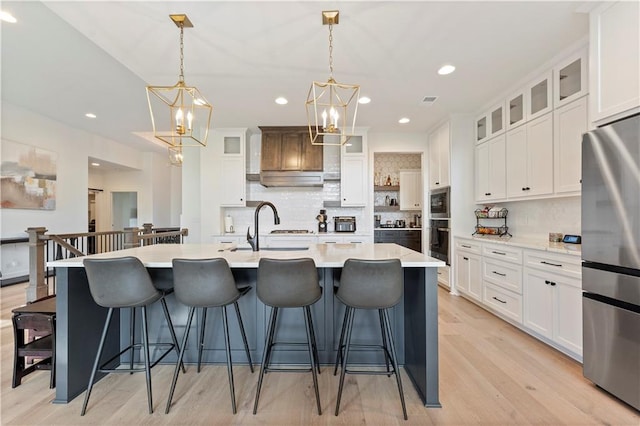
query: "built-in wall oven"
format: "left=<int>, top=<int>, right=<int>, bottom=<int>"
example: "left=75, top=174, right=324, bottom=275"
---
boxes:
left=429, top=219, right=449, bottom=264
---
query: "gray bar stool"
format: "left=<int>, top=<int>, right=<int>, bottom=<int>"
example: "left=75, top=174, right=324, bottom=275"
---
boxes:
left=253, top=258, right=322, bottom=415
left=165, top=258, right=253, bottom=414
left=81, top=257, right=183, bottom=415
left=334, top=258, right=408, bottom=420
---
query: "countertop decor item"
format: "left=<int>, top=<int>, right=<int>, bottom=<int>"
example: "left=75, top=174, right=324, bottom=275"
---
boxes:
left=146, top=14, right=212, bottom=165
left=306, top=10, right=359, bottom=146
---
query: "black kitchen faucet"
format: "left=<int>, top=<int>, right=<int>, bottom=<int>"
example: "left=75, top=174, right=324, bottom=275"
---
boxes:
left=247, top=201, right=280, bottom=251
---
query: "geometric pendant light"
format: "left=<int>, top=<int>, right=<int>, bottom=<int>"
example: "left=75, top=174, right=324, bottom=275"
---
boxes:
left=306, top=10, right=360, bottom=146
left=146, top=14, right=212, bottom=165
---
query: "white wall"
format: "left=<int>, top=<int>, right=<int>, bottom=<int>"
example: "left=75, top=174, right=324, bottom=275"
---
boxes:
left=1, top=102, right=179, bottom=238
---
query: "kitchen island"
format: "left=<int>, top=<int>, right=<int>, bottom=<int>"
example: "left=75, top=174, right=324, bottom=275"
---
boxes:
left=48, top=243, right=444, bottom=408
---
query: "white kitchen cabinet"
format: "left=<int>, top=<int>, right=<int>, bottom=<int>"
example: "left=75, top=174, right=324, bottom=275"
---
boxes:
left=264, top=235, right=316, bottom=248
left=506, top=112, right=553, bottom=199
left=507, top=89, right=527, bottom=130
left=475, top=113, right=488, bottom=144
left=590, top=1, right=640, bottom=125
left=523, top=250, right=582, bottom=357
left=317, top=234, right=371, bottom=244
left=437, top=265, right=450, bottom=289
left=554, top=96, right=588, bottom=194
left=554, top=48, right=588, bottom=108
left=341, top=134, right=367, bottom=206
left=455, top=239, right=482, bottom=302
left=399, top=169, right=422, bottom=210
left=475, top=134, right=506, bottom=202
left=428, top=122, right=450, bottom=190
left=219, top=132, right=247, bottom=207
left=527, top=71, right=553, bottom=121
left=476, top=102, right=506, bottom=143
left=523, top=267, right=583, bottom=356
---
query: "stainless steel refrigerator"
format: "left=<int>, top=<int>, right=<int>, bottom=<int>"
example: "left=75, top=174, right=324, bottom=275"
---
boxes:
left=582, top=113, right=640, bottom=410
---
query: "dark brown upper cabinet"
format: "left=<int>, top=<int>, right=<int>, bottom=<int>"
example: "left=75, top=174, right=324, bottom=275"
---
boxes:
left=259, top=126, right=323, bottom=172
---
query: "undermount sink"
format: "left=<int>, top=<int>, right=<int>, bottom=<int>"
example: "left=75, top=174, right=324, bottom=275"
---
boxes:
left=232, top=247, right=309, bottom=251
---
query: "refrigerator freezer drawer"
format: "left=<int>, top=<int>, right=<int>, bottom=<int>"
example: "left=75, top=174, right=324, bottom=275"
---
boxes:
left=583, top=294, right=640, bottom=410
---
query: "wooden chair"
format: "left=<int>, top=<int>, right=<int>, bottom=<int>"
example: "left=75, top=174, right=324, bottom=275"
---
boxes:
left=12, top=295, right=56, bottom=388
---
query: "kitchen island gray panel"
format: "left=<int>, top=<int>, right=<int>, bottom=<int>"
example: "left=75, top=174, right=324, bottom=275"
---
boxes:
left=49, top=243, right=443, bottom=407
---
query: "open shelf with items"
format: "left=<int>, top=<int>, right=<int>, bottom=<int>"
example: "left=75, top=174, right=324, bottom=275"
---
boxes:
left=473, top=208, right=511, bottom=237
left=374, top=185, right=400, bottom=191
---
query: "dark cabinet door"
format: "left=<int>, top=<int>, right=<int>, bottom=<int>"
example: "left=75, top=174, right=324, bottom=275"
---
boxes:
left=261, top=132, right=282, bottom=171
left=374, top=230, right=422, bottom=252
left=281, top=133, right=302, bottom=170
left=259, top=126, right=323, bottom=172
left=302, top=134, right=323, bottom=171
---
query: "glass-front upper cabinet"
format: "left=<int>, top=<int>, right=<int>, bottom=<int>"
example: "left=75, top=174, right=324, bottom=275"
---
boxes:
left=554, top=48, right=588, bottom=108
left=507, top=90, right=527, bottom=130
left=475, top=114, right=488, bottom=143
left=223, top=136, right=242, bottom=155
left=489, top=102, right=505, bottom=137
left=528, top=71, right=553, bottom=121
left=344, top=135, right=364, bottom=154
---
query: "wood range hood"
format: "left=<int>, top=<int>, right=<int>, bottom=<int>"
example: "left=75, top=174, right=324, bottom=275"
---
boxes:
left=259, top=126, right=324, bottom=187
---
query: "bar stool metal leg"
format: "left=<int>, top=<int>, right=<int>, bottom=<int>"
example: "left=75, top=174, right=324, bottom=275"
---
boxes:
left=382, top=308, right=407, bottom=420
left=234, top=301, right=254, bottom=373
left=305, top=305, right=321, bottom=375
left=304, top=306, right=322, bottom=415
left=129, top=308, right=135, bottom=374
left=165, top=307, right=195, bottom=414
left=335, top=306, right=356, bottom=416
left=81, top=308, right=114, bottom=416
left=221, top=305, right=238, bottom=414
left=197, top=307, right=208, bottom=373
left=333, top=306, right=350, bottom=376
left=253, top=307, right=278, bottom=414
left=160, top=297, right=186, bottom=373
left=262, top=307, right=279, bottom=373
left=140, top=306, right=153, bottom=414
left=379, top=309, right=391, bottom=375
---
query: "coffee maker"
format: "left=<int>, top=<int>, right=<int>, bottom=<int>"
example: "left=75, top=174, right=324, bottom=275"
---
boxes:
left=317, top=209, right=328, bottom=233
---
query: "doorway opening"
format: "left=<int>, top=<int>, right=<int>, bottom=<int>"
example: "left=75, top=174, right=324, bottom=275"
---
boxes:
left=111, top=192, right=138, bottom=230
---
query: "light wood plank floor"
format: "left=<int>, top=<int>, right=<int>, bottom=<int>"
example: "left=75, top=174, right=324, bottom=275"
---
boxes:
left=1, top=283, right=638, bottom=425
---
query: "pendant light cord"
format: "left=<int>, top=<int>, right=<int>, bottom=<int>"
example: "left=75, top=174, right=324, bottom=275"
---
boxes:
left=178, top=22, right=185, bottom=83
left=328, top=23, right=334, bottom=80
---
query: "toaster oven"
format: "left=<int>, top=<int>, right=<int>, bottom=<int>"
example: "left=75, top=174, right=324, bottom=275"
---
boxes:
left=334, top=216, right=356, bottom=232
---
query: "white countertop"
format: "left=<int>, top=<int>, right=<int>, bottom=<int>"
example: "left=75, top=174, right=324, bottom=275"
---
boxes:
left=461, top=235, right=582, bottom=256
left=48, top=243, right=444, bottom=268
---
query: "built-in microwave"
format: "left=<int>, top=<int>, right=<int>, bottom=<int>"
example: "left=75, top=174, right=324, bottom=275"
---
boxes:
left=430, top=187, right=450, bottom=218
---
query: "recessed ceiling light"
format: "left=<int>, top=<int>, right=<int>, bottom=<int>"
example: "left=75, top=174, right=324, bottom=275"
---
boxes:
left=438, top=64, right=456, bottom=75
left=399, top=117, right=410, bottom=124
left=85, top=113, right=97, bottom=118
left=0, top=11, right=17, bottom=23
left=358, top=96, right=371, bottom=104
left=275, top=97, right=288, bottom=105
left=91, top=162, right=100, bottom=167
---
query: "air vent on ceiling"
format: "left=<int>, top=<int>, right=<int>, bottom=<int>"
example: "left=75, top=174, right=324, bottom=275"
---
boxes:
left=421, top=96, right=438, bottom=106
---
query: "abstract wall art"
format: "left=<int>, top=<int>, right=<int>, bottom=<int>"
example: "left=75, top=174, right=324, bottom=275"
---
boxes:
left=1, top=140, right=57, bottom=210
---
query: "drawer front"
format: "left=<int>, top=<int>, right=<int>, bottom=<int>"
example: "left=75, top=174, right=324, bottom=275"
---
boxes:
left=455, top=238, right=481, bottom=254
left=483, top=243, right=523, bottom=264
left=524, top=250, right=581, bottom=279
left=484, top=282, right=522, bottom=323
left=483, top=258, right=523, bottom=294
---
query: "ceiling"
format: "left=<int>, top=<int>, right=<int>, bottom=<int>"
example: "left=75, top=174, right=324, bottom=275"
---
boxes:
left=1, top=1, right=589, bottom=159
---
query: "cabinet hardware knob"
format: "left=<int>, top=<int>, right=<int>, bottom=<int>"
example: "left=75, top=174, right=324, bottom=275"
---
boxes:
left=463, top=257, right=469, bottom=260
left=540, top=261, right=562, bottom=267
left=544, top=280, right=551, bottom=285
left=435, top=182, right=439, bottom=185
left=522, top=187, right=526, bottom=191
left=492, top=296, right=507, bottom=304
left=549, top=281, right=556, bottom=286
left=526, top=187, right=531, bottom=191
